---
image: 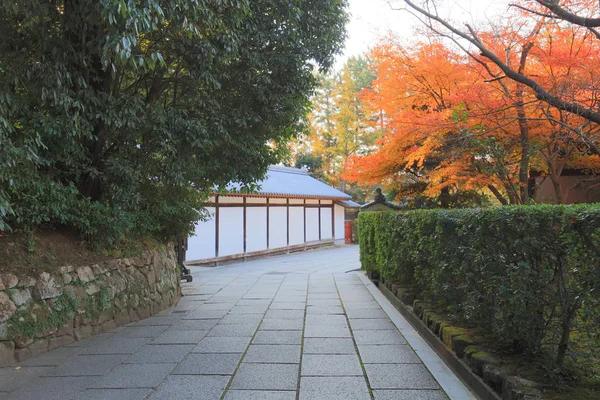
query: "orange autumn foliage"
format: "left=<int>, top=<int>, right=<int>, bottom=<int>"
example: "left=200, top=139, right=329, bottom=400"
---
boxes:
left=343, top=19, right=600, bottom=205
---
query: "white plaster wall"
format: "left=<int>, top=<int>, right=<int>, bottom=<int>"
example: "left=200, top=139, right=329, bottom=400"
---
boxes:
left=334, top=204, right=345, bottom=240
left=218, top=207, right=244, bottom=256
left=247, top=197, right=267, bottom=204
left=289, top=207, right=304, bottom=245
left=219, top=196, right=244, bottom=204
left=246, top=207, right=267, bottom=252
left=320, top=208, right=333, bottom=239
left=289, top=199, right=304, bottom=205
left=269, top=207, right=288, bottom=249
left=269, top=198, right=287, bottom=204
left=187, top=207, right=216, bottom=261
left=305, top=208, right=320, bottom=242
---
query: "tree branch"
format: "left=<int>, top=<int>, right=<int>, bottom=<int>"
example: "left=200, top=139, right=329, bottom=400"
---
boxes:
left=401, top=0, right=600, bottom=125
left=534, top=0, right=600, bottom=27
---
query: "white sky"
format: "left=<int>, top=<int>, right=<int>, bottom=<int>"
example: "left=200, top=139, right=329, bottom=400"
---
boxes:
left=336, top=0, right=509, bottom=69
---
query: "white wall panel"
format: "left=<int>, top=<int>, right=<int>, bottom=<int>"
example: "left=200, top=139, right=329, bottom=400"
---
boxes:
left=247, top=197, right=267, bottom=204
left=289, top=199, right=304, bottom=205
left=218, top=207, right=244, bottom=256
left=289, top=207, right=305, bottom=245
left=334, top=205, right=345, bottom=240
left=305, top=208, right=319, bottom=242
left=219, top=196, right=244, bottom=204
left=187, top=207, right=216, bottom=261
left=269, top=198, right=287, bottom=204
left=320, top=208, right=333, bottom=239
left=269, top=207, right=288, bottom=249
left=246, top=207, right=267, bottom=252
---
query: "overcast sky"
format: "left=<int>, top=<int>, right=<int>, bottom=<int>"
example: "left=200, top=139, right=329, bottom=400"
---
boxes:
left=335, top=0, right=509, bottom=69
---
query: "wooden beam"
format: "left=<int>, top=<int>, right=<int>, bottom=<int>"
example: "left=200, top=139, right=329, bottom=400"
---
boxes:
left=332, top=203, right=335, bottom=240
left=318, top=200, right=322, bottom=241
left=243, top=197, right=247, bottom=253
left=215, top=195, right=220, bottom=257
left=303, top=198, right=306, bottom=243
left=286, top=198, right=290, bottom=246
left=203, top=203, right=330, bottom=208
left=266, top=197, right=270, bottom=249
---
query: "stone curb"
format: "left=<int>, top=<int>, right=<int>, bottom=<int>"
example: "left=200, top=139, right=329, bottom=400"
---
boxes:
left=377, top=280, right=501, bottom=400
left=375, top=277, right=544, bottom=400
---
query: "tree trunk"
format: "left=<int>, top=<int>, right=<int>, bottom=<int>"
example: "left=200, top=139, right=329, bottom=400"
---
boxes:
left=549, top=172, right=564, bottom=204
left=555, top=305, right=575, bottom=368
left=439, top=186, right=450, bottom=208
left=340, top=179, right=347, bottom=192
left=515, top=41, right=536, bottom=204
left=516, top=94, right=530, bottom=204
left=555, top=257, right=578, bottom=368
left=487, top=184, right=508, bottom=205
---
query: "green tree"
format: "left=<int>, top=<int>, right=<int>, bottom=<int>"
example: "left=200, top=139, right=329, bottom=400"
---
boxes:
left=0, top=0, right=348, bottom=245
left=295, top=56, right=378, bottom=202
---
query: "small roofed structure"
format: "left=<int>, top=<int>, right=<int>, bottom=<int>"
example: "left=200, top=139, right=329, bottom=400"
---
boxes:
left=360, top=188, right=400, bottom=212
left=186, top=166, right=358, bottom=265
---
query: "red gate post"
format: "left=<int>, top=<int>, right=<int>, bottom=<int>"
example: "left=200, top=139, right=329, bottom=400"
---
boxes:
left=344, top=220, right=353, bottom=244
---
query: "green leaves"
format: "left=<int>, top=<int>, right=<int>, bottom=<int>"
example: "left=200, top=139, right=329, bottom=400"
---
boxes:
left=359, top=204, right=600, bottom=367
left=0, top=0, right=348, bottom=245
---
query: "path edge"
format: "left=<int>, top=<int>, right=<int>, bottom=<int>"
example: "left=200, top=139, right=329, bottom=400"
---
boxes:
left=357, top=272, right=479, bottom=400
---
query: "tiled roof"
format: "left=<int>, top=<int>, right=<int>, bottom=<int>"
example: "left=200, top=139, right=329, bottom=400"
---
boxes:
left=223, top=166, right=351, bottom=200
left=336, top=199, right=361, bottom=208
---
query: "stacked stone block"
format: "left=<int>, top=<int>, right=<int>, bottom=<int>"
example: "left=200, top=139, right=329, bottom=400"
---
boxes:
left=0, top=245, right=181, bottom=367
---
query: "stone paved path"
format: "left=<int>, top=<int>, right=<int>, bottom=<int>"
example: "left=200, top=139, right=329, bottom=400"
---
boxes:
left=0, top=246, right=475, bottom=400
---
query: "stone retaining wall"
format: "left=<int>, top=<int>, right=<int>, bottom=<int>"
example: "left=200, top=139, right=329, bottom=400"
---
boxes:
left=0, top=245, right=181, bottom=367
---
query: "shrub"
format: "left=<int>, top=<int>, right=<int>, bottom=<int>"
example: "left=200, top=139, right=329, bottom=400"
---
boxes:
left=359, top=204, right=600, bottom=367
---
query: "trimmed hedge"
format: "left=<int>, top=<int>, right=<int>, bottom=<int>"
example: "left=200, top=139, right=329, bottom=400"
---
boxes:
left=359, top=205, right=600, bottom=366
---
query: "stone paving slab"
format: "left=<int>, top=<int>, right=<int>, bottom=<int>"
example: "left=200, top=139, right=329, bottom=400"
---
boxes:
left=169, top=319, right=219, bottom=330
left=44, top=354, right=126, bottom=376
left=353, top=329, right=407, bottom=345
left=349, top=318, right=396, bottom=330
left=7, top=376, right=96, bottom=400
left=365, top=363, right=441, bottom=389
left=191, top=337, right=252, bottom=353
left=259, top=318, right=303, bottom=330
left=244, top=344, right=301, bottom=363
left=230, top=363, right=299, bottom=390
left=299, top=376, right=371, bottom=400
left=358, top=344, right=421, bottom=364
left=223, top=390, right=296, bottom=400
left=0, top=366, right=53, bottom=392
left=78, top=337, right=150, bottom=355
left=252, top=330, right=302, bottom=344
left=18, top=346, right=82, bottom=366
left=0, top=246, right=475, bottom=399
left=73, top=388, right=152, bottom=400
left=89, top=363, right=176, bottom=388
left=147, top=374, right=230, bottom=400
left=172, top=353, right=241, bottom=375
left=150, top=329, right=208, bottom=344
left=114, top=325, right=168, bottom=338
left=124, top=344, right=194, bottom=364
left=301, top=354, right=363, bottom=376
left=304, top=324, right=351, bottom=338
left=303, top=338, right=356, bottom=354
left=373, top=389, right=449, bottom=400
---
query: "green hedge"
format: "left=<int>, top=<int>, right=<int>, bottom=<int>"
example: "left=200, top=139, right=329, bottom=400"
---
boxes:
left=359, top=205, right=600, bottom=366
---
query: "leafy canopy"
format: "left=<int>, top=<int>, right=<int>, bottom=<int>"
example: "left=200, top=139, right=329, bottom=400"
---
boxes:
left=0, top=0, right=348, bottom=245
